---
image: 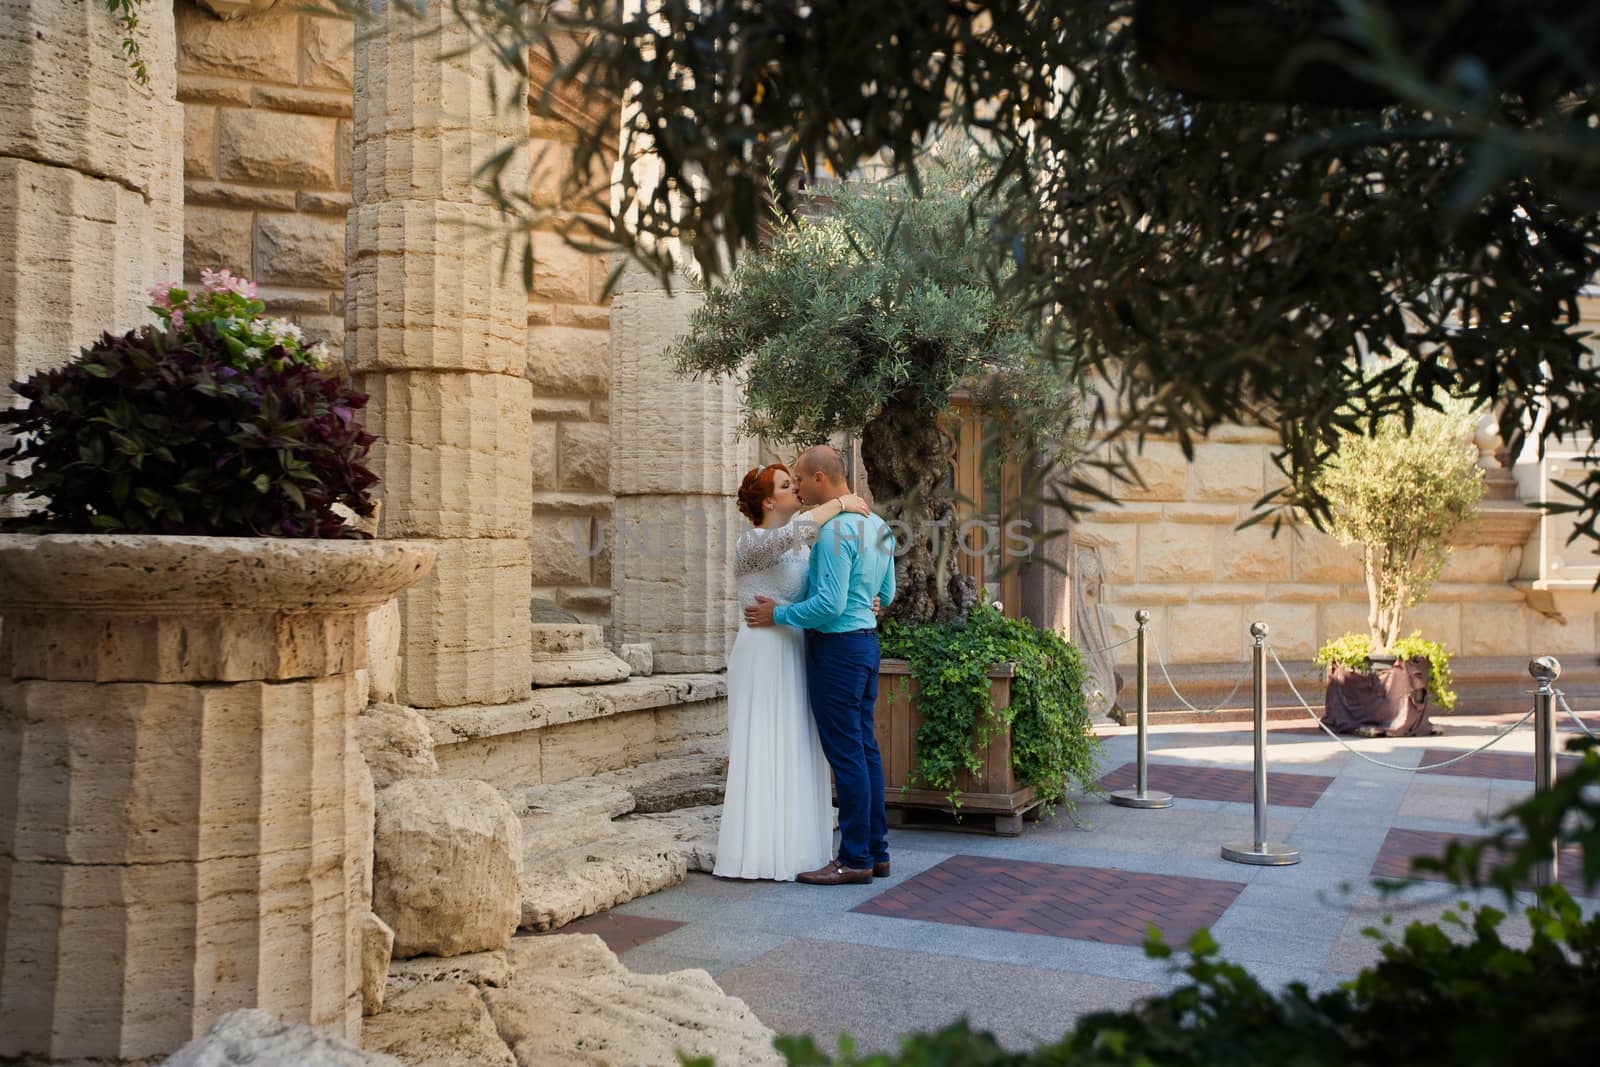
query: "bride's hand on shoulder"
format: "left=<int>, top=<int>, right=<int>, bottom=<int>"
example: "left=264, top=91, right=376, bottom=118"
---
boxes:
left=840, top=493, right=870, bottom=516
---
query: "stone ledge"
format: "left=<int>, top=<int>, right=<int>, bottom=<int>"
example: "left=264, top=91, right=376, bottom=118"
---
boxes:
left=423, top=673, right=726, bottom=745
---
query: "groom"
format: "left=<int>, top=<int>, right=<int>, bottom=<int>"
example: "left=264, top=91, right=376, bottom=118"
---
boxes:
left=744, top=444, right=896, bottom=885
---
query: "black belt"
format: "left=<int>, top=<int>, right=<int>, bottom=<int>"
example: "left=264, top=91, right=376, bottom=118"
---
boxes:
left=813, top=627, right=877, bottom=636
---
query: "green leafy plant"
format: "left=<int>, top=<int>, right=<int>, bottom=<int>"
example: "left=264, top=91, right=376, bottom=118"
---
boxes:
left=106, top=0, right=149, bottom=86
left=669, top=148, right=1083, bottom=625
left=147, top=269, right=330, bottom=372
left=1, top=276, right=377, bottom=538
left=878, top=598, right=1102, bottom=813
left=1315, top=630, right=1458, bottom=711
left=1317, top=396, right=1485, bottom=652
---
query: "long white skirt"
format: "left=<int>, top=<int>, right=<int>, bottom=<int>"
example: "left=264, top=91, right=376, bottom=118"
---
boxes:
left=713, top=623, right=834, bottom=880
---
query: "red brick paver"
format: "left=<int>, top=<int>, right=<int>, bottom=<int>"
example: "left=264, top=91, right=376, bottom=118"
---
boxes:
left=1096, top=762, right=1334, bottom=808
left=542, top=912, right=686, bottom=953
left=1370, top=828, right=1591, bottom=898
left=851, top=854, right=1246, bottom=947
left=1416, top=748, right=1582, bottom=782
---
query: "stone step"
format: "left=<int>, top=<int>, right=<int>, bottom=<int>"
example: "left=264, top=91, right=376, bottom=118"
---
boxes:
left=590, top=752, right=728, bottom=813
left=620, top=805, right=721, bottom=874
left=520, top=809, right=622, bottom=857
left=519, top=829, right=689, bottom=932
left=514, top=756, right=728, bottom=932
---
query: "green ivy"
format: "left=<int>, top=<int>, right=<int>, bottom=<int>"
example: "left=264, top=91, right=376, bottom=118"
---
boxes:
left=878, top=599, right=1103, bottom=814
left=1315, top=630, right=1457, bottom=711
left=106, top=0, right=149, bottom=86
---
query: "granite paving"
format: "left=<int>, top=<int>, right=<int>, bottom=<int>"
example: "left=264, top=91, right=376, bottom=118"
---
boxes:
left=611, top=707, right=1599, bottom=1058
left=1097, top=761, right=1335, bottom=807
left=851, top=854, right=1245, bottom=946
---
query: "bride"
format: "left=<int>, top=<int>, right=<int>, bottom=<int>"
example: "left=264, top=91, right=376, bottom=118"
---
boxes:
left=714, top=462, right=871, bottom=881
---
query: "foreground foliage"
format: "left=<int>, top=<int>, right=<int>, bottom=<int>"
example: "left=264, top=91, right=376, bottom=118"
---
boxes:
left=878, top=599, right=1101, bottom=812
left=425, top=0, right=1600, bottom=546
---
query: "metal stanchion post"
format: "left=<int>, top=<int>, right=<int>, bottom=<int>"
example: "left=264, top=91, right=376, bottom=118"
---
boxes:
left=1111, top=610, right=1173, bottom=810
left=1530, top=656, right=1561, bottom=891
left=1222, top=622, right=1301, bottom=866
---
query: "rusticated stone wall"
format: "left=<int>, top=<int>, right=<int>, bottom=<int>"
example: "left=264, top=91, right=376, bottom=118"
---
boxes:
left=175, top=2, right=617, bottom=624
left=1073, top=426, right=1600, bottom=669
left=176, top=0, right=351, bottom=353
left=525, top=119, right=617, bottom=625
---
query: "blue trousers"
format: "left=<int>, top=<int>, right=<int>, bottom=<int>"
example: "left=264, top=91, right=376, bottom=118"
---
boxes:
left=804, top=630, right=888, bottom=870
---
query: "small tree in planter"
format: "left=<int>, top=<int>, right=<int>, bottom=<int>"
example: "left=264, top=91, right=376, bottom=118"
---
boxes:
left=669, top=147, right=1083, bottom=625
left=1314, top=397, right=1484, bottom=734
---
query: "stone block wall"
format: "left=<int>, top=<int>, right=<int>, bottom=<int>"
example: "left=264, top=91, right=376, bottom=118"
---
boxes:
left=176, top=0, right=351, bottom=353
left=525, top=155, right=616, bottom=624
left=175, top=3, right=616, bottom=624
left=1072, top=426, right=1600, bottom=667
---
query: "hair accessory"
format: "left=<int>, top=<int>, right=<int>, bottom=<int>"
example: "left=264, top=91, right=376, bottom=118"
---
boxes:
left=753, top=464, right=767, bottom=475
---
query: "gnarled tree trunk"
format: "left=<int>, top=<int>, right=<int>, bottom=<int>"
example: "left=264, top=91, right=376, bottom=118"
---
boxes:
left=860, top=402, right=977, bottom=625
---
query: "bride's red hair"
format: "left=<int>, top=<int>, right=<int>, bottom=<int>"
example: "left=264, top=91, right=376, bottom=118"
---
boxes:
left=736, top=463, right=790, bottom=526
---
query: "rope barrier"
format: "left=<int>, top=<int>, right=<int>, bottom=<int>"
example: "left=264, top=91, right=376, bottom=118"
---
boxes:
left=1152, top=635, right=1251, bottom=714
left=1074, top=633, right=1140, bottom=656
left=1266, top=645, right=1537, bottom=772
left=1557, top=691, right=1599, bottom=740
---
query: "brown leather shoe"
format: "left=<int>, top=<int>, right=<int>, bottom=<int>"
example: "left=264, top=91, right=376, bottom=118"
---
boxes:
left=797, top=861, right=872, bottom=886
left=872, top=861, right=891, bottom=878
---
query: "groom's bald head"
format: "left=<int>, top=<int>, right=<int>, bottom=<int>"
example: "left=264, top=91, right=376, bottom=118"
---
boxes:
left=794, top=445, right=846, bottom=484
left=793, top=445, right=849, bottom=504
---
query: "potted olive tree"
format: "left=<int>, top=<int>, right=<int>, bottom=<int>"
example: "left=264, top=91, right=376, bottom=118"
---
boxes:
left=669, top=150, right=1100, bottom=829
left=0, top=272, right=434, bottom=1059
left=1314, top=397, right=1484, bottom=736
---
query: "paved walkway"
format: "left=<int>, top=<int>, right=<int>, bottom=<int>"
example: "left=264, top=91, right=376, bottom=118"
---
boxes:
left=569, top=709, right=1600, bottom=1057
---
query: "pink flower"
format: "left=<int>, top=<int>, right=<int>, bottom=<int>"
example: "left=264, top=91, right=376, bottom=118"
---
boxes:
left=148, top=282, right=175, bottom=309
left=169, top=308, right=185, bottom=330
left=200, top=267, right=255, bottom=298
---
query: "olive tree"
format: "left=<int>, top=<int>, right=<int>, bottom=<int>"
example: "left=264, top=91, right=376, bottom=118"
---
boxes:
left=391, top=0, right=1600, bottom=554
left=667, top=152, right=1083, bottom=624
left=1318, top=400, right=1485, bottom=651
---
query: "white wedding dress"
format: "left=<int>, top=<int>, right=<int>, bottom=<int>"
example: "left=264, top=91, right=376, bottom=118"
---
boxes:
left=713, top=514, right=835, bottom=880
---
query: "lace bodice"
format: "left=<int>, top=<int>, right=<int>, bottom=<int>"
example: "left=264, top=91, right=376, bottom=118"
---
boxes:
left=734, top=513, right=821, bottom=608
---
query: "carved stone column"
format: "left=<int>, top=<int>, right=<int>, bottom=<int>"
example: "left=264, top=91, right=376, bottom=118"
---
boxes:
left=609, top=261, right=757, bottom=672
left=0, top=535, right=434, bottom=1061
left=348, top=5, right=534, bottom=706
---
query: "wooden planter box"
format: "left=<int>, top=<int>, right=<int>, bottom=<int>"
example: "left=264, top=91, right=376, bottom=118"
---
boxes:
left=873, top=658, right=1040, bottom=835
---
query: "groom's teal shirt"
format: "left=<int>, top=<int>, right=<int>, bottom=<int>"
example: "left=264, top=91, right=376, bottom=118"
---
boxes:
left=774, top=511, right=896, bottom=632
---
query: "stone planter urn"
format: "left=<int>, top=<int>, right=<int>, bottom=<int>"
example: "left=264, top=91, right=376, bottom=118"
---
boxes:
left=0, top=534, right=435, bottom=1064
